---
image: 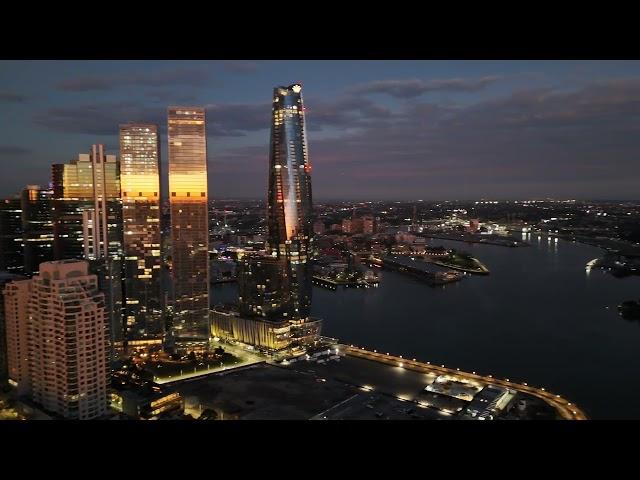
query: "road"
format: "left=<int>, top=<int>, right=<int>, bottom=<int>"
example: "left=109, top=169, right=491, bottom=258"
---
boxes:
left=154, top=341, right=265, bottom=385
left=341, top=345, right=588, bottom=420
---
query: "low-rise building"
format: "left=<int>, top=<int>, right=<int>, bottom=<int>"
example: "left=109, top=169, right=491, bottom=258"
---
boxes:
left=211, top=305, right=292, bottom=352
left=111, top=384, right=184, bottom=420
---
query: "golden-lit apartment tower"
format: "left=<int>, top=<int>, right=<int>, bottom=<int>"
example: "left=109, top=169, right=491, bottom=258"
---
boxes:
left=119, top=124, right=163, bottom=346
left=167, top=107, right=210, bottom=340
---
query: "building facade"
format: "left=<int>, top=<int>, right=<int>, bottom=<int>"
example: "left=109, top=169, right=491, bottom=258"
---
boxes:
left=51, top=146, right=122, bottom=261
left=0, top=197, right=23, bottom=274
left=362, top=215, right=375, bottom=235
left=6, top=261, right=110, bottom=419
left=3, top=278, right=31, bottom=393
left=167, top=107, right=210, bottom=340
left=0, top=272, right=26, bottom=388
left=237, top=254, right=290, bottom=321
left=211, top=305, right=291, bottom=352
left=21, top=185, right=54, bottom=275
left=119, top=124, right=163, bottom=344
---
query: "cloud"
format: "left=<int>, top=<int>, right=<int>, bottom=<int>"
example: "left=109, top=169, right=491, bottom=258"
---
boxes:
left=34, top=102, right=166, bottom=135
left=222, top=61, right=259, bottom=73
left=145, top=90, right=199, bottom=104
left=0, top=145, right=31, bottom=155
left=348, top=76, right=501, bottom=98
left=31, top=76, right=640, bottom=199
left=205, top=103, right=271, bottom=136
left=305, top=95, right=393, bottom=129
left=57, top=66, right=214, bottom=92
left=212, top=77, right=640, bottom=199
left=34, top=101, right=271, bottom=137
left=32, top=94, right=395, bottom=139
left=0, top=92, right=28, bottom=103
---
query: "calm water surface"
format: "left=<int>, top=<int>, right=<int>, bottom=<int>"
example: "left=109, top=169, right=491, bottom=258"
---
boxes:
left=211, top=234, right=640, bottom=419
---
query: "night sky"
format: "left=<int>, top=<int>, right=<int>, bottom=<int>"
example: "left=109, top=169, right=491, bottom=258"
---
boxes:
left=1, top=60, right=639, bottom=200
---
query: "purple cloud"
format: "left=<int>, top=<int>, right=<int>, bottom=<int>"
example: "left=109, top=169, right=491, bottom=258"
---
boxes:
left=348, top=76, right=501, bottom=98
left=57, top=66, right=214, bottom=92
left=0, top=92, right=28, bottom=103
left=0, top=145, right=31, bottom=155
left=222, top=61, right=259, bottom=73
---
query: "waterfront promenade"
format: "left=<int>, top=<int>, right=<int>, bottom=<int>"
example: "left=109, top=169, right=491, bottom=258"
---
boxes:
left=341, top=345, right=587, bottom=420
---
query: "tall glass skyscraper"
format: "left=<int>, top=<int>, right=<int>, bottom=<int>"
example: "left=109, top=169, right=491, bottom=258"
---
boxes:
left=167, top=107, right=210, bottom=340
left=119, top=124, right=163, bottom=345
left=267, top=84, right=314, bottom=323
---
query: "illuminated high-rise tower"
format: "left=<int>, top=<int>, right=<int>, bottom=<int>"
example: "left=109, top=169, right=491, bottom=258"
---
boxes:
left=267, top=84, right=314, bottom=326
left=51, top=146, right=122, bottom=261
left=119, top=124, right=163, bottom=346
left=167, top=107, right=209, bottom=340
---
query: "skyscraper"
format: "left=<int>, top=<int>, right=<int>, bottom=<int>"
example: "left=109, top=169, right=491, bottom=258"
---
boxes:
left=267, top=84, right=314, bottom=323
left=0, top=196, right=23, bottom=274
left=51, top=146, right=124, bottom=357
left=3, top=277, right=30, bottom=394
left=119, top=124, right=163, bottom=346
left=21, top=185, right=54, bottom=275
left=4, top=261, right=109, bottom=419
left=237, top=253, right=291, bottom=321
left=51, top=146, right=122, bottom=261
left=167, top=107, right=209, bottom=340
left=0, top=271, right=25, bottom=388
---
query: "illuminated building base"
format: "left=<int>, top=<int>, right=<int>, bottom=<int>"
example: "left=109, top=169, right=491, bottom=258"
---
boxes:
left=210, top=305, right=323, bottom=353
left=211, top=306, right=292, bottom=352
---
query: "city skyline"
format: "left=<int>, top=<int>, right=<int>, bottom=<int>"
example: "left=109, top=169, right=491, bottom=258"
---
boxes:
left=1, top=61, right=639, bottom=422
left=2, top=60, right=640, bottom=201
